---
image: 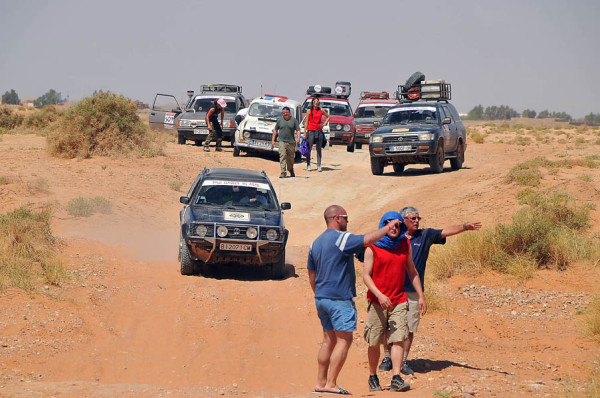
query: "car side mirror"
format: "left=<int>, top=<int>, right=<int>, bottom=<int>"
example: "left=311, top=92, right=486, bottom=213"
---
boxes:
left=281, top=202, right=291, bottom=210
left=443, top=117, right=451, bottom=124
left=180, top=196, right=190, bottom=204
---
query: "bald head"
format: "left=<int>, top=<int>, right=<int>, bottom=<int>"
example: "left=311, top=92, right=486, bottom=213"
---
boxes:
left=324, top=205, right=343, bottom=222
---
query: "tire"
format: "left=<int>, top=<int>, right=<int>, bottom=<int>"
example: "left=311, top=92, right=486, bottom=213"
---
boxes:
left=177, top=134, right=186, bottom=145
left=404, top=71, right=425, bottom=90
left=392, top=163, right=405, bottom=174
left=370, top=157, right=384, bottom=175
left=355, top=142, right=362, bottom=150
left=194, top=140, right=202, bottom=146
left=271, top=250, right=286, bottom=280
left=233, top=146, right=240, bottom=157
left=450, top=141, right=464, bottom=170
left=346, top=142, right=354, bottom=152
left=429, top=142, right=445, bottom=173
left=180, top=240, right=199, bottom=276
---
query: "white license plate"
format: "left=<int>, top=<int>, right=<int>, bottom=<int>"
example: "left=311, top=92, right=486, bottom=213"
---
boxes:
left=194, top=128, right=209, bottom=135
left=391, top=145, right=411, bottom=152
left=219, top=243, right=252, bottom=252
left=251, top=140, right=271, bottom=148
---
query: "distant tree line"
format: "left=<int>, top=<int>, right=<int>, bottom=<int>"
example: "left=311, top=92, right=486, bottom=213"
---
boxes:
left=465, top=104, right=573, bottom=121
left=584, top=113, right=600, bottom=124
left=1, top=89, right=62, bottom=108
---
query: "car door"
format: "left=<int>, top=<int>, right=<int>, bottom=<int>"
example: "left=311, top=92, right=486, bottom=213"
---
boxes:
left=440, top=105, right=458, bottom=152
left=149, top=94, right=183, bottom=132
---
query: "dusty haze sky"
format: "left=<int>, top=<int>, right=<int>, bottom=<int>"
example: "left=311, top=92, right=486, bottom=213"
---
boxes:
left=1, top=0, right=598, bottom=118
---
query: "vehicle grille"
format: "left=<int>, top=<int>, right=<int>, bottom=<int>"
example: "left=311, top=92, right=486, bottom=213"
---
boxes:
left=219, top=225, right=257, bottom=240
left=248, top=132, right=272, bottom=141
left=383, top=135, right=419, bottom=143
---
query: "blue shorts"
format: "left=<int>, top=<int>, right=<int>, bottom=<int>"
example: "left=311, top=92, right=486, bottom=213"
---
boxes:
left=315, top=298, right=357, bottom=332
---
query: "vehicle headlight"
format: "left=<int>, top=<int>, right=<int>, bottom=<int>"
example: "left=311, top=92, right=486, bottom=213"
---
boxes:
left=243, top=131, right=251, bottom=139
left=371, top=136, right=383, bottom=143
left=223, top=120, right=233, bottom=128
left=217, top=225, right=228, bottom=238
left=343, top=124, right=351, bottom=132
left=266, top=229, right=279, bottom=241
left=195, top=225, right=208, bottom=237
left=418, top=133, right=435, bottom=141
left=246, top=227, right=258, bottom=239
left=335, top=124, right=342, bottom=131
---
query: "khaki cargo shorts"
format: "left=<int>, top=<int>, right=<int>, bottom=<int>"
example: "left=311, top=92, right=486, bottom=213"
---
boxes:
left=406, top=291, right=421, bottom=333
left=363, top=301, right=408, bottom=346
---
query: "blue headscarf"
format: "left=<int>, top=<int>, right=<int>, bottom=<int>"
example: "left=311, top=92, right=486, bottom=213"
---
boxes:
left=374, top=211, right=407, bottom=251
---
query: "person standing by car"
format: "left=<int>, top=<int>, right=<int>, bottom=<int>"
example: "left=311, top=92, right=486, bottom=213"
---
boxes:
left=272, top=106, right=301, bottom=178
left=362, top=211, right=426, bottom=392
left=204, top=97, right=226, bottom=152
left=308, top=205, right=401, bottom=395
left=235, top=106, right=248, bottom=126
left=378, top=206, right=482, bottom=375
left=304, top=98, right=330, bottom=172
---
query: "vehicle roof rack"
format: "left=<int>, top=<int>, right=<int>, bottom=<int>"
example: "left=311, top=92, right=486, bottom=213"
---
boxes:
left=306, top=85, right=332, bottom=96
left=201, top=84, right=242, bottom=94
left=360, top=91, right=390, bottom=100
left=396, top=81, right=451, bottom=102
left=334, top=81, right=351, bottom=99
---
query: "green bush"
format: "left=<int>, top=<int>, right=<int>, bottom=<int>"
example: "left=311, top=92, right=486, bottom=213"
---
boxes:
left=47, top=91, right=165, bottom=158
left=23, top=105, right=63, bottom=129
left=0, top=107, right=24, bottom=129
left=0, top=206, right=67, bottom=292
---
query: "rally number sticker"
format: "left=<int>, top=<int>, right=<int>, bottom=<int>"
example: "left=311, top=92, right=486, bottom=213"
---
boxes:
left=164, top=112, right=175, bottom=125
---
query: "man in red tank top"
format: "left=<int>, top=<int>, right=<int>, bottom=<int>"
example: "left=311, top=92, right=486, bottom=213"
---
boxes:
left=362, top=211, right=427, bottom=392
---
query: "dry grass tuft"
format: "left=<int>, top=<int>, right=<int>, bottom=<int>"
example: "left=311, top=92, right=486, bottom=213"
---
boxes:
left=66, top=196, right=112, bottom=217
left=0, top=206, right=67, bottom=293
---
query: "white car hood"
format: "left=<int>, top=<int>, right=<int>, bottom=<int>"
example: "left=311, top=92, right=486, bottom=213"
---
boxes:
left=243, top=118, right=277, bottom=133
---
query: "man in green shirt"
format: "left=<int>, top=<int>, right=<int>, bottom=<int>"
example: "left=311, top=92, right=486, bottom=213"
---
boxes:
left=272, top=107, right=301, bottom=178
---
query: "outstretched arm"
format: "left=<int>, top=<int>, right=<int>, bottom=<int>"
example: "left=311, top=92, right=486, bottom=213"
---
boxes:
left=441, top=221, right=482, bottom=238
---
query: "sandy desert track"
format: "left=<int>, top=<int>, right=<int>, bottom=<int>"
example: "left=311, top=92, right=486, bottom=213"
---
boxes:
left=1, top=120, right=599, bottom=397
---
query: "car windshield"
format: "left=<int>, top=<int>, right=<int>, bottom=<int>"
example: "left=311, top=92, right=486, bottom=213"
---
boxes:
left=354, top=105, right=394, bottom=119
left=383, top=107, right=438, bottom=125
left=192, top=98, right=237, bottom=113
left=247, top=102, right=290, bottom=119
left=194, top=181, right=278, bottom=210
left=302, top=100, right=352, bottom=116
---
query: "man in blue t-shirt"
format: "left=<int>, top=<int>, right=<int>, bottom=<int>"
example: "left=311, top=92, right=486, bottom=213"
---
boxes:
left=308, top=204, right=401, bottom=395
left=378, top=206, right=482, bottom=376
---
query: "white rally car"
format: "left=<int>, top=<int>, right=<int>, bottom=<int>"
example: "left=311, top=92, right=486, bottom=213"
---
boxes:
left=233, top=95, right=302, bottom=158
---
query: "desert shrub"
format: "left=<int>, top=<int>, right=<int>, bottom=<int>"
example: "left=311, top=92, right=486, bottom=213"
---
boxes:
left=26, top=177, right=50, bottom=194
left=23, top=105, right=63, bottom=129
left=0, top=107, right=24, bottom=129
left=47, top=91, right=165, bottom=159
left=0, top=206, right=67, bottom=292
left=468, top=128, right=486, bottom=144
left=170, top=180, right=183, bottom=192
left=505, top=156, right=599, bottom=186
left=0, top=176, right=10, bottom=185
left=588, top=293, right=600, bottom=343
left=66, top=196, right=112, bottom=217
left=429, top=189, right=594, bottom=280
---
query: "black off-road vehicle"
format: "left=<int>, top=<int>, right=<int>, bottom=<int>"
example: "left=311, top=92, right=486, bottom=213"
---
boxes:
left=368, top=80, right=466, bottom=175
left=178, top=168, right=290, bottom=279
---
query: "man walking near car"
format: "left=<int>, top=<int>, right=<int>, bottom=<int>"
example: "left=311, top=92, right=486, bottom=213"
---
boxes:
left=204, top=97, right=226, bottom=152
left=378, top=206, right=482, bottom=375
left=308, top=205, right=402, bottom=395
left=362, top=211, right=426, bottom=392
left=272, top=106, right=300, bottom=178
